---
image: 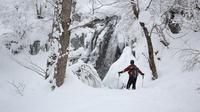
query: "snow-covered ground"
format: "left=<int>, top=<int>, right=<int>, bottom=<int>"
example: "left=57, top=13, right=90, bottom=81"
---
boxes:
left=1, top=0, right=200, bottom=112
left=0, top=43, right=200, bottom=112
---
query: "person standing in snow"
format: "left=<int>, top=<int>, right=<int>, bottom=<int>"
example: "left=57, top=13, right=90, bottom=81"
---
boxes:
left=118, top=60, right=144, bottom=90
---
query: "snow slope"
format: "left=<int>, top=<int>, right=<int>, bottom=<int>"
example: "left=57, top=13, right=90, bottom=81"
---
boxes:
left=0, top=0, right=200, bottom=112
left=0, top=45, right=200, bottom=112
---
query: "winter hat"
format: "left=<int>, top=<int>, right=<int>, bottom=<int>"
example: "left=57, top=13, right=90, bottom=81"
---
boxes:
left=130, top=60, right=134, bottom=64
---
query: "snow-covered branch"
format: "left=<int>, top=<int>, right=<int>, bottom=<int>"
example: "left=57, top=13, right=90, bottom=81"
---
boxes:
left=179, top=48, right=200, bottom=71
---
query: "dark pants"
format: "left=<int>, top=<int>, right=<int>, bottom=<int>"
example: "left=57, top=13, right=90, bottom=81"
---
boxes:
left=126, top=76, right=137, bottom=89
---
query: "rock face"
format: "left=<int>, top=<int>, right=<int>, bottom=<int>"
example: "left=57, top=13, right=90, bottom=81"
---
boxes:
left=94, top=16, right=121, bottom=80
left=71, top=33, right=85, bottom=50
left=70, top=15, right=124, bottom=80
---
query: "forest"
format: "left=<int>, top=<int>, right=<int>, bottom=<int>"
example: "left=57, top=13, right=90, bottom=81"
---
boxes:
left=0, top=0, right=200, bottom=112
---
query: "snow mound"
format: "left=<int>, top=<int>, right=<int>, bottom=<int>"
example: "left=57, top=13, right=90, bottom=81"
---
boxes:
left=103, top=47, right=135, bottom=89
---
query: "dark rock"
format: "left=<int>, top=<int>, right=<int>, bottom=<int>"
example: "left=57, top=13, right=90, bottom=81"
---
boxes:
left=168, top=22, right=181, bottom=34
left=71, top=33, right=85, bottom=50
left=29, top=40, right=40, bottom=55
left=72, top=13, right=81, bottom=22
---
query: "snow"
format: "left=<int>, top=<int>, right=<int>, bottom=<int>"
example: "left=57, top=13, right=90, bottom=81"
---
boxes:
left=103, top=47, right=135, bottom=88
left=1, top=0, right=200, bottom=112
left=1, top=43, right=200, bottom=112
left=139, top=11, right=152, bottom=24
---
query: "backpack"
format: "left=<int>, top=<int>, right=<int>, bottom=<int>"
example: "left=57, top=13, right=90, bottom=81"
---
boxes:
left=128, top=65, right=138, bottom=78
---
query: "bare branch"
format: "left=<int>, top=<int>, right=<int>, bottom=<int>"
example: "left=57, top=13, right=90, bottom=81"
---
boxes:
left=130, top=0, right=139, bottom=18
left=11, top=57, right=45, bottom=78
left=149, top=24, right=157, bottom=37
left=90, top=1, right=119, bottom=14
left=46, top=0, right=57, bottom=7
left=26, top=59, right=46, bottom=73
left=145, top=0, right=153, bottom=11
left=154, top=25, right=170, bottom=48
left=178, top=48, right=200, bottom=71
left=136, top=0, right=140, bottom=14
left=142, top=52, right=149, bottom=61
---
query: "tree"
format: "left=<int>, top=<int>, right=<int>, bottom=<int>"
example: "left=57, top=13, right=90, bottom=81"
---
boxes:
left=55, top=0, right=72, bottom=87
left=46, top=0, right=72, bottom=88
left=130, top=0, right=158, bottom=80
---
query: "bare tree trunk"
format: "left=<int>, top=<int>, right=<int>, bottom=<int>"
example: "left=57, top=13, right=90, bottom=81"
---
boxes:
left=130, top=0, right=158, bottom=80
left=46, top=0, right=72, bottom=88
left=140, top=22, right=158, bottom=79
left=55, top=0, right=72, bottom=87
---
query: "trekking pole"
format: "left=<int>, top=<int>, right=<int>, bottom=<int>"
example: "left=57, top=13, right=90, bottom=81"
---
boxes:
left=117, top=73, right=120, bottom=88
left=142, top=75, right=144, bottom=87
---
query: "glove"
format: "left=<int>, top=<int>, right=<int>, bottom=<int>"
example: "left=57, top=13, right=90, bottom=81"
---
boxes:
left=118, top=71, right=123, bottom=77
left=118, top=71, right=123, bottom=74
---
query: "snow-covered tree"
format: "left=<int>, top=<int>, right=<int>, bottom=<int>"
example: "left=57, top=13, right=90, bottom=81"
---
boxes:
left=46, top=0, right=72, bottom=88
left=130, top=0, right=158, bottom=80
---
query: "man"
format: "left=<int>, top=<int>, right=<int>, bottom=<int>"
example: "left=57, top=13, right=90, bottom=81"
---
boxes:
left=118, top=60, right=144, bottom=90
